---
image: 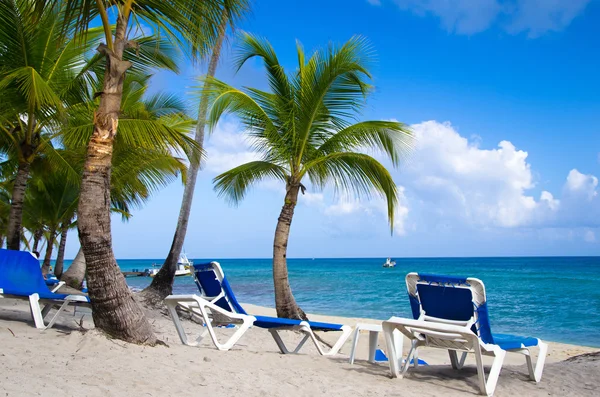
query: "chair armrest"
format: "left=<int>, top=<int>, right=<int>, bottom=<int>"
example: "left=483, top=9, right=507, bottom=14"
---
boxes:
left=50, top=281, right=66, bottom=293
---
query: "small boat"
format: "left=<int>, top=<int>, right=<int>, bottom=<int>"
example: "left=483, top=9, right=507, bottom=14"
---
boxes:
left=383, top=257, right=396, bottom=268
left=144, top=252, right=193, bottom=277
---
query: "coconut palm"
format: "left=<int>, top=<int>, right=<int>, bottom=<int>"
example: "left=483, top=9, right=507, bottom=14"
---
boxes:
left=22, top=167, right=79, bottom=277
left=0, top=0, right=102, bottom=250
left=58, top=70, right=195, bottom=289
left=144, top=0, right=251, bottom=304
left=48, top=0, right=237, bottom=344
left=206, top=34, right=413, bottom=319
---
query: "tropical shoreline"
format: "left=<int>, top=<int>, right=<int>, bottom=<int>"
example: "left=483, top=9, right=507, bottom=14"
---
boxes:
left=1, top=297, right=598, bottom=397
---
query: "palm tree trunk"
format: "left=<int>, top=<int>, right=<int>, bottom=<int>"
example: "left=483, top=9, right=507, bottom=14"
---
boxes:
left=142, top=11, right=228, bottom=304
left=54, top=222, right=69, bottom=278
left=77, top=17, right=156, bottom=344
left=61, top=247, right=86, bottom=290
left=6, top=161, right=30, bottom=250
left=32, top=228, right=43, bottom=253
left=41, top=229, right=56, bottom=277
left=273, top=184, right=307, bottom=320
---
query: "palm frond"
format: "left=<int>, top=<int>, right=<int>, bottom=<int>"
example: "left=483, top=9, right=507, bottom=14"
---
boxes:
left=317, top=121, right=414, bottom=166
left=213, top=161, right=288, bottom=204
left=302, top=152, right=398, bottom=233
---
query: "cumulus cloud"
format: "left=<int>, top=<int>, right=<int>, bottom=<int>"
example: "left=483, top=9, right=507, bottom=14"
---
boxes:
left=369, top=0, right=592, bottom=36
left=203, top=120, right=261, bottom=173
left=395, top=121, right=600, bottom=237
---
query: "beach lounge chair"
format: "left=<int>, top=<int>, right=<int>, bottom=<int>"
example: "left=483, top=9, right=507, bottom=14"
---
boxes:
left=164, top=262, right=352, bottom=355
left=0, top=249, right=90, bottom=330
left=382, top=272, right=548, bottom=396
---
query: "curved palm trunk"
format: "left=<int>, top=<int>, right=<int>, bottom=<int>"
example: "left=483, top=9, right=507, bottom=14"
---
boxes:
left=61, top=247, right=86, bottom=290
left=77, top=19, right=156, bottom=344
left=54, top=222, right=69, bottom=278
left=32, top=228, right=43, bottom=253
left=6, top=161, right=30, bottom=250
left=142, top=12, right=228, bottom=304
left=41, top=229, right=56, bottom=276
left=273, top=184, right=307, bottom=320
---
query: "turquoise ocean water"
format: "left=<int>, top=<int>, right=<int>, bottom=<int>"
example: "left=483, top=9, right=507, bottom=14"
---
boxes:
left=64, top=256, right=600, bottom=347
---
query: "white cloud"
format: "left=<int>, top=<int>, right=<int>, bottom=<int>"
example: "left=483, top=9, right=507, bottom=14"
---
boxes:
left=393, top=121, right=600, bottom=239
left=404, top=121, right=542, bottom=228
left=370, top=0, right=592, bottom=36
left=565, top=169, right=598, bottom=200
left=203, top=121, right=261, bottom=173
left=393, top=0, right=501, bottom=34
left=507, top=0, right=592, bottom=37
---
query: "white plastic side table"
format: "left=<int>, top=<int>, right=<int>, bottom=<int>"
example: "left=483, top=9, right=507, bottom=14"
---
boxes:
left=349, top=322, right=403, bottom=364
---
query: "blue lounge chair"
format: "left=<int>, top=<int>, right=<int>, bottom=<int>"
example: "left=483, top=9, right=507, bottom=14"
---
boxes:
left=164, top=262, right=352, bottom=355
left=0, top=249, right=90, bottom=329
left=382, top=272, right=548, bottom=396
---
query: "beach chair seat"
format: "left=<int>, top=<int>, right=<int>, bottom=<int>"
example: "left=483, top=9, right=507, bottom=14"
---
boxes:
left=382, top=272, right=548, bottom=396
left=165, top=261, right=352, bottom=355
left=0, top=249, right=90, bottom=330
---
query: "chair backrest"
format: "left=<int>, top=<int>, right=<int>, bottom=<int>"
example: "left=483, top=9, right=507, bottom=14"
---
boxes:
left=406, top=272, right=494, bottom=344
left=192, top=262, right=247, bottom=315
left=0, top=249, right=66, bottom=299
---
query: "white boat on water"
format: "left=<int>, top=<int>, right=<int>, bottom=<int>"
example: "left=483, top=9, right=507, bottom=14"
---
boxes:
left=145, top=253, right=193, bottom=277
left=383, top=257, right=396, bottom=268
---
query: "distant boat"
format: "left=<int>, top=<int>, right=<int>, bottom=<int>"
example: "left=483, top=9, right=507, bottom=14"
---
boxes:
left=383, top=257, right=396, bottom=268
left=144, top=252, right=193, bottom=277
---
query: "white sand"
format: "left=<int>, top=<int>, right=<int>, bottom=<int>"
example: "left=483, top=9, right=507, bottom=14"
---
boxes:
left=0, top=298, right=598, bottom=397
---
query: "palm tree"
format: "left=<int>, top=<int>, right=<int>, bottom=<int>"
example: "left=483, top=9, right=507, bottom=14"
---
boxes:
left=58, top=70, right=195, bottom=290
left=143, top=0, right=251, bottom=304
left=206, top=34, right=413, bottom=319
left=0, top=1, right=101, bottom=250
left=22, top=168, right=79, bottom=276
left=51, top=0, right=235, bottom=344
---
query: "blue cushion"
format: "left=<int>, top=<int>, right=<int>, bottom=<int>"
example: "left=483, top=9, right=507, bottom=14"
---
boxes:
left=416, top=284, right=474, bottom=322
left=253, top=315, right=303, bottom=329
left=492, top=333, right=539, bottom=350
left=306, top=320, right=343, bottom=331
left=0, top=249, right=71, bottom=300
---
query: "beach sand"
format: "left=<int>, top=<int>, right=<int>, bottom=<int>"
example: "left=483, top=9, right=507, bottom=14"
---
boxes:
left=0, top=297, right=598, bottom=397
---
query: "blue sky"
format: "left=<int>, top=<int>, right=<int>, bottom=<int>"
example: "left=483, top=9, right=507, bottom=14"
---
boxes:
left=66, top=0, right=600, bottom=259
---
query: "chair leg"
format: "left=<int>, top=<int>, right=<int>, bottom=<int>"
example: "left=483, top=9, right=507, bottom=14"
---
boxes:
left=28, top=294, right=45, bottom=329
left=525, top=341, right=547, bottom=382
left=165, top=301, right=196, bottom=346
left=319, top=325, right=353, bottom=356
left=401, top=341, right=417, bottom=378
left=383, top=323, right=401, bottom=378
left=43, top=301, right=71, bottom=330
left=475, top=347, right=506, bottom=396
left=269, top=329, right=310, bottom=354
left=348, top=327, right=361, bottom=364
left=449, top=350, right=459, bottom=369
left=449, top=350, right=468, bottom=369
left=413, top=347, right=420, bottom=368
left=212, top=317, right=253, bottom=351
left=368, top=330, right=378, bottom=362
